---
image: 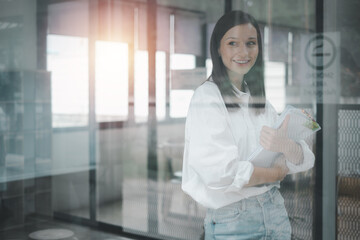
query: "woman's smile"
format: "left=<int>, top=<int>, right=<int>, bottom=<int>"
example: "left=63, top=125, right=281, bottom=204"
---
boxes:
left=233, top=59, right=251, bottom=64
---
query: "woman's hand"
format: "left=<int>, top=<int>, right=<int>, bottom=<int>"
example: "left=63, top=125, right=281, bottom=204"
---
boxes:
left=260, top=115, right=291, bottom=154
left=260, top=115, right=304, bottom=165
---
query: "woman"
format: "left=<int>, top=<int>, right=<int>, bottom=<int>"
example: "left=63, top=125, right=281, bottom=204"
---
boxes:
left=181, top=10, right=315, bottom=239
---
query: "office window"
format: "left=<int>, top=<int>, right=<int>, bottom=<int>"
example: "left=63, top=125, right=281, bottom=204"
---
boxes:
left=47, top=35, right=89, bottom=128
left=95, top=41, right=129, bottom=122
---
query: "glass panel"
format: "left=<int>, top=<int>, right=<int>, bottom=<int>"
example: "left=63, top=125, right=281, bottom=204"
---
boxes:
left=1, top=0, right=359, bottom=240
left=232, top=1, right=317, bottom=239
left=119, top=124, right=149, bottom=233
left=47, top=2, right=91, bottom=220
left=96, top=127, right=124, bottom=227
left=336, top=1, right=360, bottom=239
left=52, top=130, right=90, bottom=219
left=0, top=0, right=93, bottom=234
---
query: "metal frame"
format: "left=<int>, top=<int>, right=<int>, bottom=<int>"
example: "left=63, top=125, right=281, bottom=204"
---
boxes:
left=313, top=0, right=324, bottom=238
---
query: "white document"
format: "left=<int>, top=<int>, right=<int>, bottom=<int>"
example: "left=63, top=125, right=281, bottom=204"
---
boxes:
left=248, top=105, right=321, bottom=168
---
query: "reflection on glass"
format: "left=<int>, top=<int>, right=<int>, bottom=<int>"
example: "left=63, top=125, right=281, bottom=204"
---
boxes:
left=3, top=0, right=359, bottom=239
left=170, top=54, right=196, bottom=118
left=156, top=51, right=166, bottom=120
left=47, top=35, right=89, bottom=127
left=265, top=61, right=286, bottom=113
left=170, top=54, right=195, bottom=70
left=95, top=41, right=129, bottom=122
left=170, top=90, right=194, bottom=118
left=134, top=50, right=149, bottom=122
left=206, top=58, right=213, bottom=79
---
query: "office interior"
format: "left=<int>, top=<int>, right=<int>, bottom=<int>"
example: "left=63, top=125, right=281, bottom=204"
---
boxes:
left=0, top=0, right=359, bottom=239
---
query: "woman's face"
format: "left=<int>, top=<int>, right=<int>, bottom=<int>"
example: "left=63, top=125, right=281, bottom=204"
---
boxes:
left=218, top=23, right=259, bottom=81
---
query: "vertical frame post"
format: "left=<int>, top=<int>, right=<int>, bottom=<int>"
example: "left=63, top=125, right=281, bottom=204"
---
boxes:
left=88, top=0, right=98, bottom=223
left=147, top=0, right=158, bottom=235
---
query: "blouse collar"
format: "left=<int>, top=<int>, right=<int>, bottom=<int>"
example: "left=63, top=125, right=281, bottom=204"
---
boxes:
left=208, top=77, right=250, bottom=106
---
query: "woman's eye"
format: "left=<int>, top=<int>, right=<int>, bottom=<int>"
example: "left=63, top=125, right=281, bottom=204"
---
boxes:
left=247, top=41, right=257, bottom=46
left=228, top=41, right=237, bottom=46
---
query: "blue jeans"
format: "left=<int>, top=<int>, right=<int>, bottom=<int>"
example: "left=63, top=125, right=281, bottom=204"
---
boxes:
left=204, top=187, right=291, bottom=240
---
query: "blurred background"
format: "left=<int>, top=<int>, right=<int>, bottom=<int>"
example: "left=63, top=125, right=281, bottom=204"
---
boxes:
left=0, top=0, right=359, bottom=239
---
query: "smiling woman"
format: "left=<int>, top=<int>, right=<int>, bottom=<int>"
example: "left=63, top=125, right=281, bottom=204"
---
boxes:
left=181, top=10, right=315, bottom=240
left=1, top=0, right=358, bottom=239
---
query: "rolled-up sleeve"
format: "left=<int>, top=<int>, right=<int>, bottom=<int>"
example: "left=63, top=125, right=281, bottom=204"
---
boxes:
left=286, top=140, right=315, bottom=174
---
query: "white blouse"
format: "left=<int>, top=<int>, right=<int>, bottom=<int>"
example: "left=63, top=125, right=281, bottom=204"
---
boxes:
left=181, top=80, right=315, bottom=209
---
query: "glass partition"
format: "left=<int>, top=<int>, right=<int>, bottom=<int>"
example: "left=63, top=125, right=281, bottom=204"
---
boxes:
left=0, top=0, right=359, bottom=240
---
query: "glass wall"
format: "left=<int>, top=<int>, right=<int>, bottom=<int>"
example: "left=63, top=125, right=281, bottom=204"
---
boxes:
left=0, top=0, right=359, bottom=239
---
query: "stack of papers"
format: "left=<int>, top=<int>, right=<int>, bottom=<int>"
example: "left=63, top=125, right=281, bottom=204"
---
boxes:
left=248, top=105, right=321, bottom=168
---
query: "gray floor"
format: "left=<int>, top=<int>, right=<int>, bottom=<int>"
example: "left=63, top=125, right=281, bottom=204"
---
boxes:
left=65, top=178, right=206, bottom=240
left=2, top=176, right=357, bottom=240
left=0, top=216, right=135, bottom=240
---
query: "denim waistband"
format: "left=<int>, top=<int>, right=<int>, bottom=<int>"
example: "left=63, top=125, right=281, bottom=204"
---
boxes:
left=204, top=186, right=291, bottom=239
left=208, top=186, right=281, bottom=214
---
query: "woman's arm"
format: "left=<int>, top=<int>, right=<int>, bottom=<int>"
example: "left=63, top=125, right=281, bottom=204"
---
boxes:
left=245, top=155, right=288, bottom=187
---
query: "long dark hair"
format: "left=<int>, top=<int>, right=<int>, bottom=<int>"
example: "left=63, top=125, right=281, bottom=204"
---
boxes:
left=209, top=10, right=265, bottom=111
